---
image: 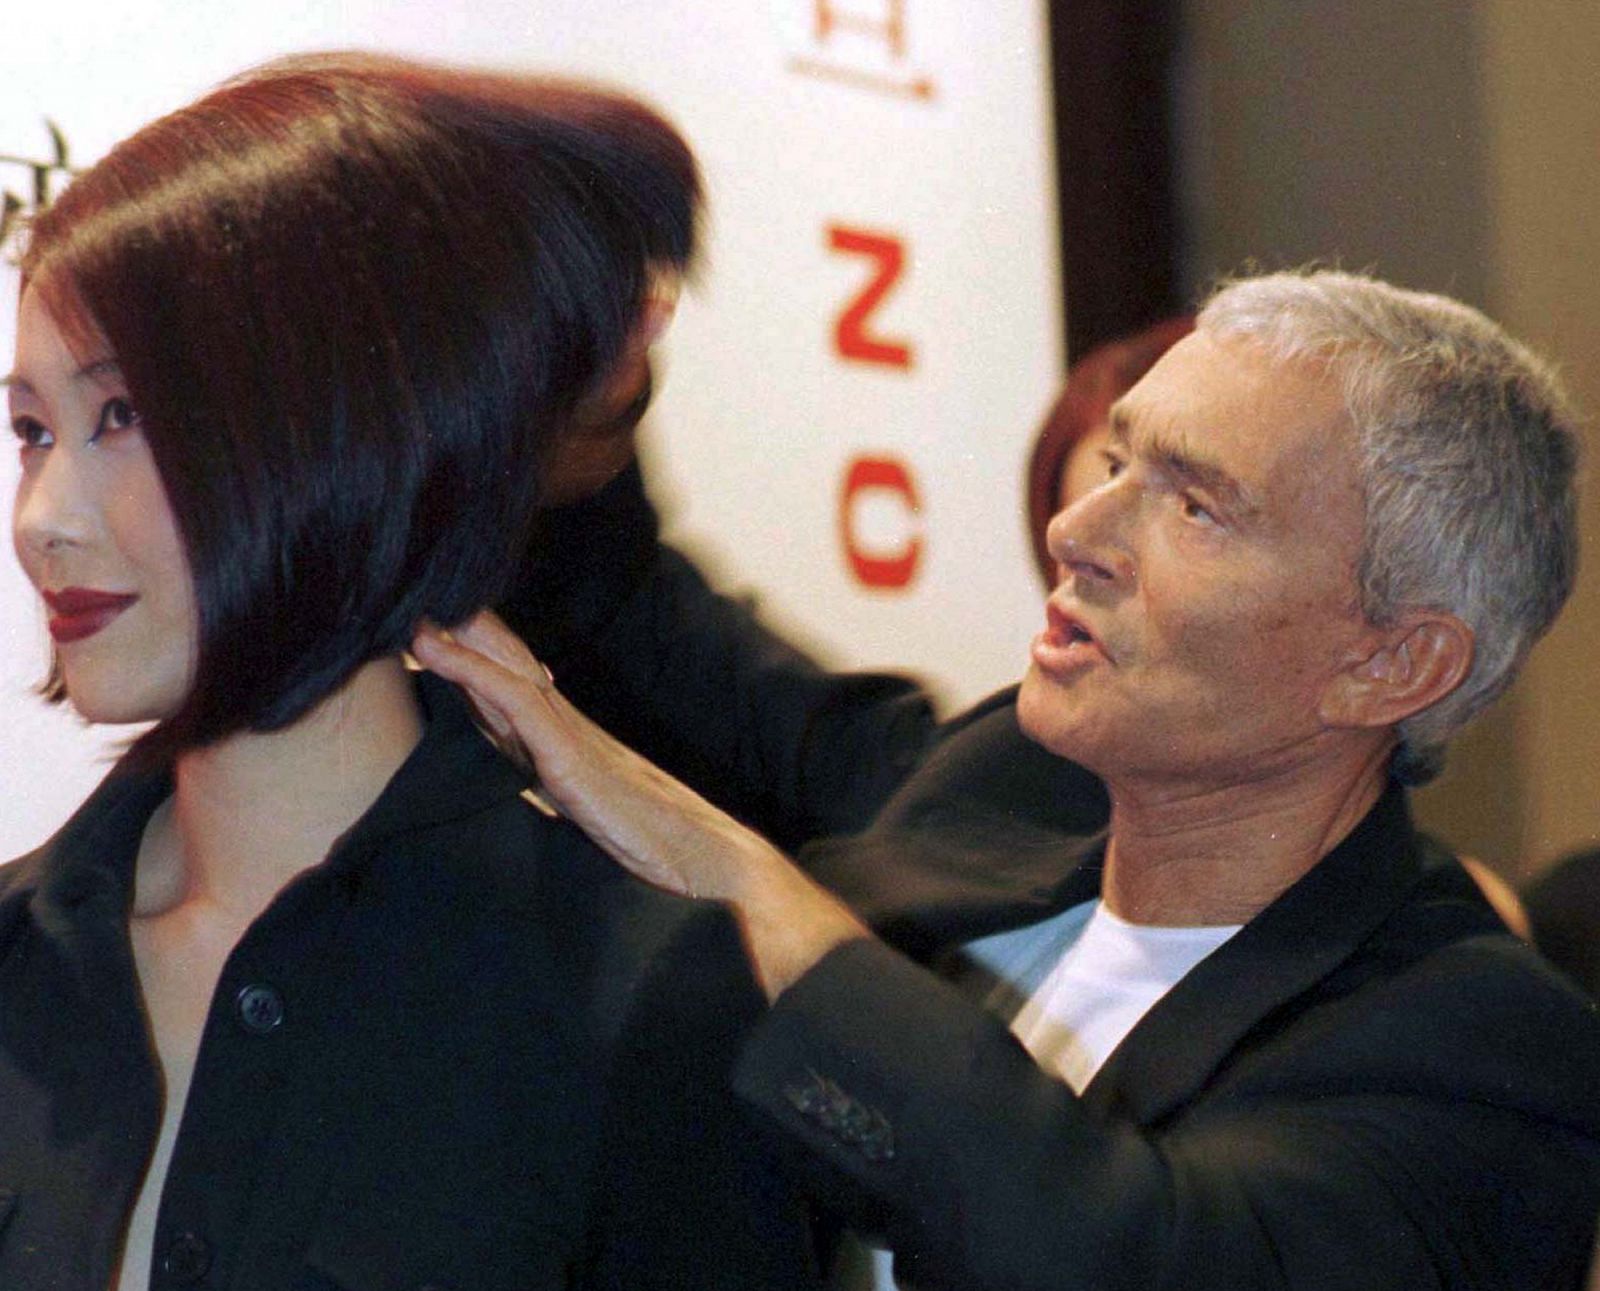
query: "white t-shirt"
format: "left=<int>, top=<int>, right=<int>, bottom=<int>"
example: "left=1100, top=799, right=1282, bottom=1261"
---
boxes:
left=856, top=899, right=1241, bottom=1290
left=1003, top=900, right=1241, bottom=1092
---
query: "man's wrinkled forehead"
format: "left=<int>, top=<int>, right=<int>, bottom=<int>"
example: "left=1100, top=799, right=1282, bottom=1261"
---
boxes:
left=1104, top=401, right=1266, bottom=523
left=1107, top=330, right=1356, bottom=520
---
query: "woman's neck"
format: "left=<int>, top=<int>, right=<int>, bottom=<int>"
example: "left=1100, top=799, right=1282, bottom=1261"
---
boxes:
left=132, top=657, right=425, bottom=921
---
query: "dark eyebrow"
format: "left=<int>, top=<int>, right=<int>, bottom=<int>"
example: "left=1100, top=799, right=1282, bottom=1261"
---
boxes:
left=1107, top=403, right=1262, bottom=521
left=2, top=358, right=124, bottom=396
left=1149, top=433, right=1260, bottom=521
left=77, top=358, right=124, bottom=384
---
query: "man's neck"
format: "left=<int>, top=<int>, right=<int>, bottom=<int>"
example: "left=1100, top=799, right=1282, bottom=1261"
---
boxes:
left=1099, top=740, right=1394, bottom=927
left=132, top=657, right=425, bottom=923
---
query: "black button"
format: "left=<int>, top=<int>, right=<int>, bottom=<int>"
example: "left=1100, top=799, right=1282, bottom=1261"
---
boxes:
left=236, top=983, right=285, bottom=1034
left=783, top=1073, right=830, bottom=1118
left=859, top=1114, right=896, bottom=1162
left=821, top=1085, right=859, bottom=1134
left=162, top=1230, right=212, bottom=1283
left=836, top=1098, right=874, bottom=1144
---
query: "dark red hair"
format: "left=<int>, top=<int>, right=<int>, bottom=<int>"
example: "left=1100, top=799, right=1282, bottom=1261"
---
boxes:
left=1025, top=316, right=1193, bottom=584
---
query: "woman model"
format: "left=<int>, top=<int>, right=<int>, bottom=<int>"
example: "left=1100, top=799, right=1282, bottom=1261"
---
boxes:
left=0, top=55, right=815, bottom=1290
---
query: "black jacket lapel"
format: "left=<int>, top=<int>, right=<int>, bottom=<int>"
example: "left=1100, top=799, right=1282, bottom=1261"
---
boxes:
left=1081, top=784, right=1426, bottom=1125
left=800, top=698, right=1111, bottom=962
left=807, top=823, right=1106, bottom=962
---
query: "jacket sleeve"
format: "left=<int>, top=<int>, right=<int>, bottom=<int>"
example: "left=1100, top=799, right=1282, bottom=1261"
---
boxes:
left=733, top=938, right=1600, bottom=1291
left=500, top=464, right=939, bottom=850
left=576, top=895, right=822, bottom=1290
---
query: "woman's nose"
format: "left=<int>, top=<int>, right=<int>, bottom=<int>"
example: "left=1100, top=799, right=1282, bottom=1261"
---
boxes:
left=13, top=452, right=93, bottom=562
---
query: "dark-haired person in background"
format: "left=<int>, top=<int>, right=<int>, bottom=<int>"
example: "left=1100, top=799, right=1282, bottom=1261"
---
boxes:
left=421, top=269, right=1600, bottom=1289
left=1524, top=849, right=1600, bottom=999
left=0, top=56, right=818, bottom=1290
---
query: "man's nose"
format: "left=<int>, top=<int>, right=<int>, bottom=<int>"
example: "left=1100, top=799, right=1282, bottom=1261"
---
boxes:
left=1046, top=486, right=1135, bottom=587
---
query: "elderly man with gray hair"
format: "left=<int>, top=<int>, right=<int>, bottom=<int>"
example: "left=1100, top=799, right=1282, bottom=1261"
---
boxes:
left=417, top=269, right=1600, bottom=1290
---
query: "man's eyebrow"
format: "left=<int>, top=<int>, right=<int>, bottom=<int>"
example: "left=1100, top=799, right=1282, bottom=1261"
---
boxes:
left=1107, top=403, right=1262, bottom=520
left=1149, top=433, right=1260, bottom=519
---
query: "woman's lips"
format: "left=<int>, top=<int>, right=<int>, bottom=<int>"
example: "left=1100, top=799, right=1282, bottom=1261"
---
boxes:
left=42, top=588, right=138, bottom=644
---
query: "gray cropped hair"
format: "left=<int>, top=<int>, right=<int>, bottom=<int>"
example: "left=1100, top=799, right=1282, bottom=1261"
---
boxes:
left=1198, top=269, right=1580, bottom=783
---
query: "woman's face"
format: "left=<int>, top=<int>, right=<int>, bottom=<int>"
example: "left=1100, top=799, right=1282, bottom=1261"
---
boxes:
left=9, top=287, right=197, bottom=724
left=1059, top=420, right=1114, bottom=514
left=1040, top=420, right=1115, bottom=585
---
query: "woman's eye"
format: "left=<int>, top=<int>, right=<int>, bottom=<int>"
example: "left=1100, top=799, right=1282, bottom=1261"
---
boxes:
left=10, top=416, right=52, bottom=450
left=1181, top=494, right=1218, bottom=526
left=1103, top=451, right=1125, bottom=479
left=94, top=396, right=142, bottom=439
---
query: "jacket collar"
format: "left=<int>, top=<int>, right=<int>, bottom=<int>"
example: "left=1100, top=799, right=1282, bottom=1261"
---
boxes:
left=800, top=696, right=1110, bottom=960
left=801, top=693, right=1428, bottom=1127
left=14, top=670, right=525, bottom=930
left=337, top=670, right=528, bottom=854
left=1081, top=781, right=1424, bottom=1123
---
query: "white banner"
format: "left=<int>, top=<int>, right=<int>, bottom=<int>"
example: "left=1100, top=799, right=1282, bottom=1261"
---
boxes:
left=1, top=0, right=1061, bottom=856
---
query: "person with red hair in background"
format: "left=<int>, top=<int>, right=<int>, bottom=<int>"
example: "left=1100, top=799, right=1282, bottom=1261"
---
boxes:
left=1026, top=317, right=1194, bottom=585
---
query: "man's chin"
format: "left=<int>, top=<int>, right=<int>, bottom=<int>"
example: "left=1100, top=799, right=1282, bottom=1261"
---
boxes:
left=1016, top=663, right=1092, bottom=760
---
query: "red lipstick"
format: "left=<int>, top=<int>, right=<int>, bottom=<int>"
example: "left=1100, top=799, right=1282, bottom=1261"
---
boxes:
left=42, top=588, right=138, bottom=644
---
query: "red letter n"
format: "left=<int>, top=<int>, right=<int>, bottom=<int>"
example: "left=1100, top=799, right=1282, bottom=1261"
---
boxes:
left=828, top=224, right=913, bottom=370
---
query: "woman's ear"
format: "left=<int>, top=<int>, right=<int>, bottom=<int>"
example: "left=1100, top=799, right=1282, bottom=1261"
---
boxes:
left=637, top=267, right=682, bottom=345
left=1319, top=612, right=1475, bottom=730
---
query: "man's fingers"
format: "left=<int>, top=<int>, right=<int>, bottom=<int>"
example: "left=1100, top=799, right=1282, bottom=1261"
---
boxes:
left=412, top=621, right=551, bottom=723
left=446, top=611, right=549, bottom=684
left=412, top=617, right=668, bottom=838
left=411, top=617, right=607, bottom=774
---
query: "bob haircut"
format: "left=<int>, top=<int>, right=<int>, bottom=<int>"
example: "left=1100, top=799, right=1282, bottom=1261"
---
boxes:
left=19, top=53, right=698, bottom=759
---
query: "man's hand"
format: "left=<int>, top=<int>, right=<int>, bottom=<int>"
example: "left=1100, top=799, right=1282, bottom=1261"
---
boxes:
left=412, top=611, right=868, bottom=1000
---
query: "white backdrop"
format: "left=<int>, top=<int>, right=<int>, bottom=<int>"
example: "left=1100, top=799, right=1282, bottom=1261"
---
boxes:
left=0, top=0, right=1062, bottom=856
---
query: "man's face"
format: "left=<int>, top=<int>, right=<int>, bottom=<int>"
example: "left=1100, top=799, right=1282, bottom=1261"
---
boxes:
left=1017, top=329, right=1379, bottom=789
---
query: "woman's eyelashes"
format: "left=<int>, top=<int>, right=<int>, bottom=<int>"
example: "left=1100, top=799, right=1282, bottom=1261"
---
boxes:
left=9, top=396, right=141, bottom=454
left=11, top=414, right=51, bottom=450
left=94, top=396, right=141, bottom=440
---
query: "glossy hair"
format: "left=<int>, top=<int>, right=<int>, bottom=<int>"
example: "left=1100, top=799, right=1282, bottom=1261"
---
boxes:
left=20, top=53, right=698, bottom=757
left=1025, top=317, right=1193, bottom=585
left=1200, top=269, right=1580, bottom=782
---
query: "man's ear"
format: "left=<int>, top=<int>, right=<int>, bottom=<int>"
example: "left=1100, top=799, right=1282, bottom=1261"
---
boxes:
left=1319, top=612, right=1475, bottom=730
